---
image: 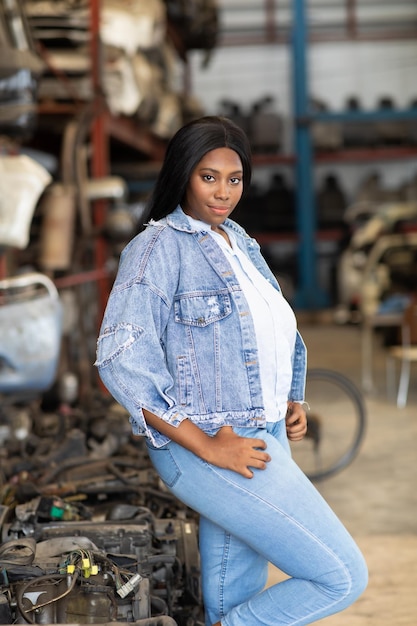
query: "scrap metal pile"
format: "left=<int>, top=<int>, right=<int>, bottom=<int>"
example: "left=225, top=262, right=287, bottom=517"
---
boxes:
left=0, top=393, right=203, bottom=625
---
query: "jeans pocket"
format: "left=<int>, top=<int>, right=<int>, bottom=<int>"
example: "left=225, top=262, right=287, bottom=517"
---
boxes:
left=146, top=444, right=182, bottom=488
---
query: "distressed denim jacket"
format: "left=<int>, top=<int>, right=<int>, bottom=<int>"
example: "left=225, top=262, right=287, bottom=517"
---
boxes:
left=95, top=206, right=307, bottom=447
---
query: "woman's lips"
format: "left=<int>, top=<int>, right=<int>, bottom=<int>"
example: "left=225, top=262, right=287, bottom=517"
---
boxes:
left=209, top=205, right=230, bottom=214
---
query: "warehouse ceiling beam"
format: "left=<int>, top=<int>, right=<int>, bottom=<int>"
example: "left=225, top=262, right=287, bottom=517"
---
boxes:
left=218, top=0, right=417, bottom=46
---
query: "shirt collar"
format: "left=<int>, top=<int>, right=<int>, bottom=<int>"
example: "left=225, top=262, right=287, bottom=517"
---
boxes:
left=183, top=212, right=213, bottom=232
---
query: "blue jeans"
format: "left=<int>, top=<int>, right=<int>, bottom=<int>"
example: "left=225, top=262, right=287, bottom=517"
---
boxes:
left=146, top=421, right=368, bottom=626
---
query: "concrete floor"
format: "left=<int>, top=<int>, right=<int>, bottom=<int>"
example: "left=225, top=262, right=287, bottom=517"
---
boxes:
left=268, top=320, right=417, bottom=625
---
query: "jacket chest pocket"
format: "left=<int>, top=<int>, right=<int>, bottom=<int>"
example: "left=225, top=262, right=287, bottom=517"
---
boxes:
left=174, top=291, right=232, bottom=327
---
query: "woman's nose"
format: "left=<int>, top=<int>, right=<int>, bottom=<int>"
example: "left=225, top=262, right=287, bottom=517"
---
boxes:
left=215, top=181, right=229, bottom=199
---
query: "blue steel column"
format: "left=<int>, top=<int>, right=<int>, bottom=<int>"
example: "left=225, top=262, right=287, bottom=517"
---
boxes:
left=292, top=0, right=327, bottom=309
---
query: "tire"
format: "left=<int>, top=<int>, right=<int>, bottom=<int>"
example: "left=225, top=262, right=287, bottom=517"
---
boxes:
left=290, top=368, right=367, bottom=481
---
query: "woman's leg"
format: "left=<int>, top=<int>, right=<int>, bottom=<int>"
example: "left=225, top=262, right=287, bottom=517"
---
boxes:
left=199, top=422, right=291, bottom=625
left=146, top=424, right=368, bottom=626
left=199, top=518, right=269, bottom=625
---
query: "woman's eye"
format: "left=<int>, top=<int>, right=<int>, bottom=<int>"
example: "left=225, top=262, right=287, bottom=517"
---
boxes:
left=203, top=174, right=215, bottom=182
left=230, top=177, right=241, bottom=185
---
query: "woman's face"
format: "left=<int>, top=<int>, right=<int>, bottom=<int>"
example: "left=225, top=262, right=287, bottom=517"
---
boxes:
left=182, top=147, right=243, bottom=231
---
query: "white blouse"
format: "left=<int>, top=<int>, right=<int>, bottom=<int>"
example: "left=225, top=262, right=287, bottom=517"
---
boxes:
left=186, top=215, right=297, bottom=422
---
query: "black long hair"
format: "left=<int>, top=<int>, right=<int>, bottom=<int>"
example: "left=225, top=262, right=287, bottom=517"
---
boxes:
left=138, top=116, right=252, bottom=232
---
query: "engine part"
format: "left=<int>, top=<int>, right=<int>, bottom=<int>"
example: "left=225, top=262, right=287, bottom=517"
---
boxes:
left=38, top=183, right=77, bottom=271
left=316, top=173, right=347, bottom=229
left=248, top=96, right=283, bottom=154
left=0, top=508, right=201, bottom=625
left=0, top=155, right=52, bottom=249
left=374, top=96, right=408, bottom=146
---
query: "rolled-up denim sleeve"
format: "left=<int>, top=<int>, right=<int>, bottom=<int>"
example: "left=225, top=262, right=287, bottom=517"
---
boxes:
left=289, top=331, right=307, bottom=403
left=95, top=281, right=187, bottom=444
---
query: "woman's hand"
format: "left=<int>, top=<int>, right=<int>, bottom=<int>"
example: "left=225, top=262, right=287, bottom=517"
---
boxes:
left=142, top=410, right=269, bottom=479
left=286, top=402, right=308, bottom=442
left=208, top=426, right=270, bottom=479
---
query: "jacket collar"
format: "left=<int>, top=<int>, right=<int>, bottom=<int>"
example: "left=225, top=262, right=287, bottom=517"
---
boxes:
left=164, top=205, right=250, bottom=239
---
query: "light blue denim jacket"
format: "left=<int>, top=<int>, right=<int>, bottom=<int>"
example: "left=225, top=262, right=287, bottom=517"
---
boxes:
left=95, top=206, right=307, bottom=447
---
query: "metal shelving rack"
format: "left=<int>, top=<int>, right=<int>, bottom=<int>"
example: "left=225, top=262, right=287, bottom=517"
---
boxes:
left=291, top=0, right=417, bottom=309
left=62, top=0, right=168, bottom=315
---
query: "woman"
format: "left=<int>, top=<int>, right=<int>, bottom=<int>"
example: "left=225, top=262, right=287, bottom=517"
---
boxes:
left=95, top=116, right=367, bottom=626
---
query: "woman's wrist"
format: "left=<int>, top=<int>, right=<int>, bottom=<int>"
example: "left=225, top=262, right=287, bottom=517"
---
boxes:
left=143, top=408, right=214, bottom=460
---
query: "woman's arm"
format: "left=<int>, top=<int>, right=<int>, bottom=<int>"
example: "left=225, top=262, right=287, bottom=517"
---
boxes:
left=143, top=409, right=270, bottom=479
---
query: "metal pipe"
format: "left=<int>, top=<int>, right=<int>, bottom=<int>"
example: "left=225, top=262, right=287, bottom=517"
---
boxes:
left=292, top=0, right=327, bottom=309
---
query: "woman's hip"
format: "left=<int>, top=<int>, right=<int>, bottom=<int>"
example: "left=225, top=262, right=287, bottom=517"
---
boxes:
left=145, top=424, right=356, bottom=563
